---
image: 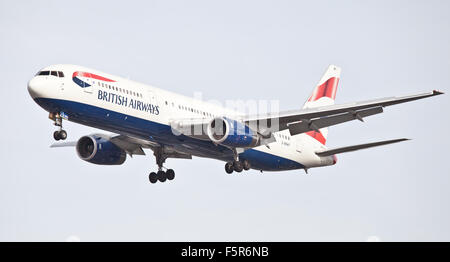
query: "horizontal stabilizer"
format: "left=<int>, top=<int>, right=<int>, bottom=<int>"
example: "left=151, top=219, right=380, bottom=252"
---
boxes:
left=315, top=138, right=410, bottom=157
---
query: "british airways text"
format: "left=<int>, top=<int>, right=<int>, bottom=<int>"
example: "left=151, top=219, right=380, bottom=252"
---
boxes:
left=98, top=90, right=159, bottom=115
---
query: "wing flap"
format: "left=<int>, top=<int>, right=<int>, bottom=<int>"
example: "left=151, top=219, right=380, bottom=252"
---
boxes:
left=315, top=138, right=410, bottom=157
left=110, top=135, right=147, bottom=156
left=287, top=106, right=383, bottom=135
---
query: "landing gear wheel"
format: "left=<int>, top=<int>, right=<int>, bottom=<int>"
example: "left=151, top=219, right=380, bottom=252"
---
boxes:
left=166, top=169, right=175, bottom=180
left=233, top=161, right=243, bottom=173
left=149, top=172, right=158, bottom=184
left=53, top=130, right=67, bottom=141
left=157, top=170, right=167, bottom=182
left=242, top=160, right=251, bottom=171
left=53, top=131, right=61, bottom=141
left=225, top=162, right=234, bottom=174
left=59, top=130, right=67, bottom=140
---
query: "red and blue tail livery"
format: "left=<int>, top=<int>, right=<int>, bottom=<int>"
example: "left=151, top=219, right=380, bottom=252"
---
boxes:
left=308, top=77, right=339, bottom=102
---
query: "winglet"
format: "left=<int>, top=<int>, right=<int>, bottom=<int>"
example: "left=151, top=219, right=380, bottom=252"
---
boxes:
left=433, top=90, right=444, bottom=95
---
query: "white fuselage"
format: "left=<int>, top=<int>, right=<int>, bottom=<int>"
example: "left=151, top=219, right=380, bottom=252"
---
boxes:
left=28, top=64, right=335, bottom=171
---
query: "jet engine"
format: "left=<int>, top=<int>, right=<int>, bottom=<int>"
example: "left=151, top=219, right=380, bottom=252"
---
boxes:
left=207, top=117, right=260, bottom=148
left=76, top=135, right=126, bottom=165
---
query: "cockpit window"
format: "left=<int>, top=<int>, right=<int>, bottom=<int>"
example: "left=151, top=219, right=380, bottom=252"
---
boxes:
left=36, top=70, right=65, bottom=77
left=38, top=71, right=50, bottom=76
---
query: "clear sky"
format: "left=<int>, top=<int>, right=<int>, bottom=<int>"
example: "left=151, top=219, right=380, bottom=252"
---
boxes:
left=0, top=0, right=449, bottom=241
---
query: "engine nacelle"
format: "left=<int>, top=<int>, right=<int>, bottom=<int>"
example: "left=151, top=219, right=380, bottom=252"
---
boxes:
left=207, top=117, right=260, bottom=148
left=76, top=135, right=126, bottom=165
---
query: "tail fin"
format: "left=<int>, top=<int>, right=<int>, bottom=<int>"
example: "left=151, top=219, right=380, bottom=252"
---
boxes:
left=303, top=65, right=341, bottom=109
left=302, top=65, right=341, bottom=145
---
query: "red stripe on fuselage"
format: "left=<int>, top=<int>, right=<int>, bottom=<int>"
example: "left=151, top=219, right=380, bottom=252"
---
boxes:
left=308, top=77, right=339, bottom=102
left=72, top=71, right=116, bottom=82
left=306, top=130, right=326, bottom=145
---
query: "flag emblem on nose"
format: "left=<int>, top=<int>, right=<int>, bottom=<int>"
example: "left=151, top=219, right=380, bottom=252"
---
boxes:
left=72, top=71, right=116, bottom=88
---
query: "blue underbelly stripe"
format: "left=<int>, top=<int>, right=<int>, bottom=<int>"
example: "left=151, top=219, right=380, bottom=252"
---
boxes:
left=33, top=97, right=304, bottom=171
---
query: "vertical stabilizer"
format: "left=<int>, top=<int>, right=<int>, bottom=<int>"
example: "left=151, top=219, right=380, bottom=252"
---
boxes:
left=302, top=65, right=341, bottom=145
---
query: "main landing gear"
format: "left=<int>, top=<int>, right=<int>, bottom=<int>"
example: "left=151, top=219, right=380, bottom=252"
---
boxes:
left=148, top=147, right=176, bottom=184
left=149, top=169, right=175, bottom=184
left=50, top=112, right=67, bottom=141
left=225, top=159, right=251, bottom=174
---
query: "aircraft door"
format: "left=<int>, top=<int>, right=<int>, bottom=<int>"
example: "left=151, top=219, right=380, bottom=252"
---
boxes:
left=72, top=71, right=96, bottom=94
left=82, top=78, right=96, bottom=94
left=147, top=90, right=161, bottom=116
left=147, top=90, right=159, bottom=108
left=296, top=138, right=303, bottom=154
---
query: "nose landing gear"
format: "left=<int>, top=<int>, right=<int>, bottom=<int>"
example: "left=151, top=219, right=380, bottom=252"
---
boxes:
left=53, top=130, right=67, bottom=141
left=50, top=112, right=67, bottom=141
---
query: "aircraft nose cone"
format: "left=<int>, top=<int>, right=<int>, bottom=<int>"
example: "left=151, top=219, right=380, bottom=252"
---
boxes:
left=27, top=77, right=44, bottom=99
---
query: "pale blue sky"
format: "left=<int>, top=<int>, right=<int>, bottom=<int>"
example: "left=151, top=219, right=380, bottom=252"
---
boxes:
left=0, top=0, right=449, bottom=241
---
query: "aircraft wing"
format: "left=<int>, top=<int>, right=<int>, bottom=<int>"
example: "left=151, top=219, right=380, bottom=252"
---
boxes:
left=109, top=135, right=193, bottom=159
left=51, top=134, right=148, bottom=156
left=244, top=90, right=443, bottom=136
left=51, top=134, right=192, bottom=159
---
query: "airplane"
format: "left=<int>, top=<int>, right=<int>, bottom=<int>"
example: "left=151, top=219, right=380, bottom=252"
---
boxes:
left=27, top=64, right=443, bottom=183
